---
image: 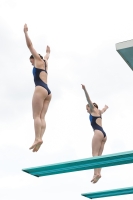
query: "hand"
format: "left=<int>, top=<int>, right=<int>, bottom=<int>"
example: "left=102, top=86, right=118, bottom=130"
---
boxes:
left=81, top=84, right=86, bottom=90
left=46, top=45, right=50, bottom=53
left=105, top=105, right=109, bottom=109
left=24, top=24, right=28, bottom=33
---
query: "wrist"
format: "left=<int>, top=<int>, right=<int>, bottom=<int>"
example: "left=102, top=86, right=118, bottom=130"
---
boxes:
left=24, top=31, right=28, bottom=35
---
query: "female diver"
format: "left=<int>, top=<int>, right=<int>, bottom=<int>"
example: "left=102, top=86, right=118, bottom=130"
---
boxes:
left=24, top=24, right=52, bottom=152
left=81, top=84, right=108, bottom=183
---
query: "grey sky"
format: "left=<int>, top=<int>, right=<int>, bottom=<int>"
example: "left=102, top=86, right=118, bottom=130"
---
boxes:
left=0, top=0, right=133, bottom=199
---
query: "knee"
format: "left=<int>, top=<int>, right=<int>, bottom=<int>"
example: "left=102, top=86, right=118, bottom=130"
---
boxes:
left=33, top=115, right=41, bottom=121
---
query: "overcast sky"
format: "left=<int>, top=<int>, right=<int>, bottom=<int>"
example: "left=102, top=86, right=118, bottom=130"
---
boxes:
left=1, top=0, right=133, bottom=199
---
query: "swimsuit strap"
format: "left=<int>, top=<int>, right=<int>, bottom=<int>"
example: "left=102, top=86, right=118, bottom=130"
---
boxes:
left=43, top=60, right=47, bottom=73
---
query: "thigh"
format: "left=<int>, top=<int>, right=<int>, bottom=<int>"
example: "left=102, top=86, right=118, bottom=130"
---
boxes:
left=40, top=93, right=52, bottom=118
left=92, top=130, right=104, bottom=155
left=32, top=87, right=48, bottom=118
left=98, top=136, right=107, bottom=156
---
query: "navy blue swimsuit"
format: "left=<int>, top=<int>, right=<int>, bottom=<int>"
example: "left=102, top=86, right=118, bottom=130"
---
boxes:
left=32, top=60, right=51, bottom=95
left=89, top=114, right=106, bottom=137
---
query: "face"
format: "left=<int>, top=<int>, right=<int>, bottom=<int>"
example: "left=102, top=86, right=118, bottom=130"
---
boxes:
left=86, top=105, right=90, bottom=113
left=30, top=58, right=34, bottom=65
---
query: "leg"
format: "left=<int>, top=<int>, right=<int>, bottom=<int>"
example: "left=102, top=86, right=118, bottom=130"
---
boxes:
left=40, top=94, right=52, bottom=139
left=29, top=86, right=48, bottom=151
left=91, top=130, right=104, bottom=183
left=33, top=93, right=52, bottom=152
left=96, top=137, right=107, bottom=175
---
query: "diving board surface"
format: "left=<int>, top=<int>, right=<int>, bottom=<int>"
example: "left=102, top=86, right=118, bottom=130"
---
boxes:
left=82, top=186, right=133, bottom=199
left=22, top=150, right=133, bottom=177
left=116, top=39, right=133, bottom=70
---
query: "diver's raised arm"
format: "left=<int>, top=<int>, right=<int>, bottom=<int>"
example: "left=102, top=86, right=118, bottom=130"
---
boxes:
left=44, top=45, right=50, bottom=60
left=81, top=84, right=94, bottom=112
left=24, top=24, right=40, bottom=60
left=100, top=105, right=109, bottom=114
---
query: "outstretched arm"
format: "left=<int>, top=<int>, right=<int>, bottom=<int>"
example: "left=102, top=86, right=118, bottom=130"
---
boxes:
left=100, top=105, right=109, bottom=114
left=81, top=84, right=94, bottom=111
left=44, top=45, right=50, bottom=60
left=23, top=24, right=40, bottom=60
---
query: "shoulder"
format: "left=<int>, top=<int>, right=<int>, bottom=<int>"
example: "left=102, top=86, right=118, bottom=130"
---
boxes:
left=98, top=109, right=102, bottom=115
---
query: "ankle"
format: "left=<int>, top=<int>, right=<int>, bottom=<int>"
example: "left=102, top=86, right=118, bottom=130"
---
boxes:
left=97, top=174, right=101, bottom=177
left=35, top=138, right=40, bottom=141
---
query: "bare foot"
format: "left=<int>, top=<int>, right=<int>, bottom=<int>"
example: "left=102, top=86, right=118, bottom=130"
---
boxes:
left=29, top=140, right=43, bottom=150
left=32, top=141, right=43, bottom=152
left=92, top=174, right=101, bottom=184
left=91, top=174, right=97, bottom=182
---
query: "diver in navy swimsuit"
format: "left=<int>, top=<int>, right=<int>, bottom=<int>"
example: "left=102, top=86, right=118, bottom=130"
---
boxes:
left=89, top=114, right=106, bottom=138
left=32, top=57, right=51, bottom=95
left=24, top=24, right=52, bottom=152
left=81, top=84, right=108, bottom=184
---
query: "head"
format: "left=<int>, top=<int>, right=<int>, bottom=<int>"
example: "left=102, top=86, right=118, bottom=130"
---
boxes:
left=86, top=102, right=98, bottom=113
left=29, top=55, right=34, bottom=65
left=93, top=102, right=98, bottom=109
left=29, top=54, right=43, bottom=65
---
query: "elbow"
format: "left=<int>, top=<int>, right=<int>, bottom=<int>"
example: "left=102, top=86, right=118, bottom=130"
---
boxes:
left=27, top=43, right=32, bottom=48
left=27, top=43, right=33, bottom=49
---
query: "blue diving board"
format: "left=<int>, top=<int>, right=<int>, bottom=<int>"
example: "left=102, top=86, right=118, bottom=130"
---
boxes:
left=22, top=150, right=133, bottom=177
left=82, top=186, right=133, bottom=199
left=116, top=39, right=133, bottom=70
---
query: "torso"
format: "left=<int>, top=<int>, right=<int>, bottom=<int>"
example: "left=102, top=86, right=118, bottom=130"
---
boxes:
left=89, top=108, right=107, bottom=137
left=89, top=109, right=102, bottom=127
left=34, top=59, right=48, bottom=84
